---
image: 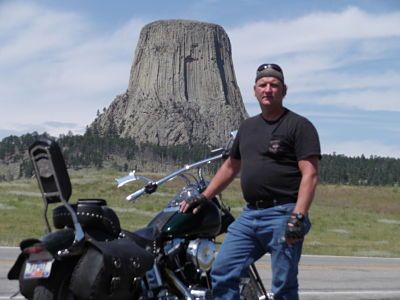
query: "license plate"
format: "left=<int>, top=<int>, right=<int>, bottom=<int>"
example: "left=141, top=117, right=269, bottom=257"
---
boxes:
left=24, top=259, right=54, bottom=279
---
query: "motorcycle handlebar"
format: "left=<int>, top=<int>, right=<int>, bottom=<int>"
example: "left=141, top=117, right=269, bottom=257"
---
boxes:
left=120, top=130, right=237, bottom=202
left=126, top=187, right=146, bottom=201
left=124, top=153, right=223, bottom=202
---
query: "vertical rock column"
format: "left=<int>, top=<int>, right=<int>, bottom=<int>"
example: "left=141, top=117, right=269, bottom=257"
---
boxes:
left=92, top=20, right=248, bottom=147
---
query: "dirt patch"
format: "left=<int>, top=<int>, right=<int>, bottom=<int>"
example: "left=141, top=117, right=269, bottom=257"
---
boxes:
left=7, top=191, right=41, bottom=197
left=377, top=219, right=400, bottom=225
left=330, top=229, right=350, bottom=234
left=0, top=203, right=14, bottom=209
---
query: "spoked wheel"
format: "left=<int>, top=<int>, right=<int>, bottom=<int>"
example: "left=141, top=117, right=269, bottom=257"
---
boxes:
left=240, top=264, right=270, bottom=300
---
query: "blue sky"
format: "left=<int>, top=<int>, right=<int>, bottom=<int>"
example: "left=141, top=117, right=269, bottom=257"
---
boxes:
left=1, top=0, right=400, bottom=157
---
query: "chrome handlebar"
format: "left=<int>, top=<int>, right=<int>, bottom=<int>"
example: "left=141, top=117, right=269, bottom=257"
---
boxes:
left=116, top=130, right=237, bottom=202
left=117, top=153, right=223, bottom=202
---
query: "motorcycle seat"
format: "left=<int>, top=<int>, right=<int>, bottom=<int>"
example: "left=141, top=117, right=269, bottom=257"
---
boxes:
left=52, top=199, right=121, bottom=240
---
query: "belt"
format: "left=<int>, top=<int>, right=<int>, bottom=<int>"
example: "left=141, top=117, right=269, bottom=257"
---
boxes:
left=247, top=199, right=295, bottom=210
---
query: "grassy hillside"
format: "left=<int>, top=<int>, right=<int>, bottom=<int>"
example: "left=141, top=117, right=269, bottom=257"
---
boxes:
left=1, top=169, right=399, bottom=257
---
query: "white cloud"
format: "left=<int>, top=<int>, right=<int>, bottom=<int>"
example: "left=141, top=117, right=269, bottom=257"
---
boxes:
left=0, top=2, right=88, bottom=66
left=289, top=69, right=400, bottom=93
left=228, top=6, right=400, bottom=111
left=284, top=70, right=400, bottom=111
left=229, top=6, right=400, bottom=61
left=295, top=88, right=400, bottom=112
left=0, top=1, right=146, bottom=136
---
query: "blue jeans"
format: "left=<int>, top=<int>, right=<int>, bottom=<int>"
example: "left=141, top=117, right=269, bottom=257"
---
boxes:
left=211, top=203, right=311, bottom=300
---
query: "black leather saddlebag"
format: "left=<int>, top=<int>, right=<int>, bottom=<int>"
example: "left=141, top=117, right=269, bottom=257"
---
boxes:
left=70, top=238, right=154, bottom=300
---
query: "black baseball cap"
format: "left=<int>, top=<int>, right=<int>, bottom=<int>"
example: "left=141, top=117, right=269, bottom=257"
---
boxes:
left=255, top=63, right=284, bottom=83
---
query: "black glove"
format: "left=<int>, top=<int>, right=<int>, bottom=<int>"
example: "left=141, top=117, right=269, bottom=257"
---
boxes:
left=284, top=213, right=305, bottom=241
left=186, top=193, right=208, bottom=213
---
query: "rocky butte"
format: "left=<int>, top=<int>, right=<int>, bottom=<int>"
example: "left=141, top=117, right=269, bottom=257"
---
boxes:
left=91, top=20, right=248, bottom=147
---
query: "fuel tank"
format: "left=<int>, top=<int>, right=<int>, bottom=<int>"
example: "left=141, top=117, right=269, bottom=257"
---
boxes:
left=148, top=201, right=221, bottom=238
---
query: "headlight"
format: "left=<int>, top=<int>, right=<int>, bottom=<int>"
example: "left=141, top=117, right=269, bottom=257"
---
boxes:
left=186, top=239, right=216, bottom=271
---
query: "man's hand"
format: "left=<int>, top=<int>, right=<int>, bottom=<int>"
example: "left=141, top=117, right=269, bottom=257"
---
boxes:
left=284, top=213, right=305, bottom=245
left=179, top=194, right=208, bottom=214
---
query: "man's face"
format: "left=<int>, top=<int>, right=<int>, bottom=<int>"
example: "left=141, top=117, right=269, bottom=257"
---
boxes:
left=254, top=77, right=285, bottom=109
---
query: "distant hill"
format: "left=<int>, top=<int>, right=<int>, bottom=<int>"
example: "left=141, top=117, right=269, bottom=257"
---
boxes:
left=0, top=131, right=212, bottom=181
left=1, top=131, right=400, bottom=186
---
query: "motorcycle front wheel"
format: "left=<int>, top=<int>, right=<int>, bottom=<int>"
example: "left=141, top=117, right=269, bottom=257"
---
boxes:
left=240, top=265, right=269, bottom=300
left=240, top=277, right=261, bottom=300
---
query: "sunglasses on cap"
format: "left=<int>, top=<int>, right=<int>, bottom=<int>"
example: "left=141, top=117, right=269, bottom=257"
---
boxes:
left=257, top=63, right=283, bottom=73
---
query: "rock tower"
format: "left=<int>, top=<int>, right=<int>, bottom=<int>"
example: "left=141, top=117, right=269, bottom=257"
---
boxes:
left=91, top=20, right=248, bottom=147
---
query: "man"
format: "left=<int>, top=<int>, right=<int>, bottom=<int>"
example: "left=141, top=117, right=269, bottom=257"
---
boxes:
left=180, top=63, right=320, bottom=299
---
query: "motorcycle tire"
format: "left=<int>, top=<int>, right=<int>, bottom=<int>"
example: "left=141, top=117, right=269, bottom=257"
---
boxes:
left=18, top=261, right=38, bottom=299
left=20, top=257, right=78, bottom=300
left=240, top=271, right=267, bottom=300
left=32, top=282, right=74, bottom=300
left=240, top=279, right=259, bottom=300
left=33, top=286, right=52, bottom=299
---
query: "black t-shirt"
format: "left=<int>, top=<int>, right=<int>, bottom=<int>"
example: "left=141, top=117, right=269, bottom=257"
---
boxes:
left=230, top=109, right=321, bottom=202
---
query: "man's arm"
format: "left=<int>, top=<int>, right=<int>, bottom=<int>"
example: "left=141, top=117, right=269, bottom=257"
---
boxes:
left=285, top=155, right=319, bottom=244
left=293, top=155, right=320, bottom=215
left=179, top=157, right=241, bottom=213
left=202, top=156, right=241, bottom=199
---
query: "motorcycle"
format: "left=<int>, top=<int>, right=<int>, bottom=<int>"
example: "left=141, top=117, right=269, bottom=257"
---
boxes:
left=8, top=133, right=268, bottom=299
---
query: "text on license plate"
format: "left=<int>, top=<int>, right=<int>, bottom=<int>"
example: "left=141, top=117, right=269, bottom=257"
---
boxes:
left=24, top=260, right=54, bottom=279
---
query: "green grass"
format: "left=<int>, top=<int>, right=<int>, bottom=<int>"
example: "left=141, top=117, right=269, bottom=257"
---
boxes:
left=0, top=169, right=399, bottom=257
left=304, top=185, right=400, bottom=257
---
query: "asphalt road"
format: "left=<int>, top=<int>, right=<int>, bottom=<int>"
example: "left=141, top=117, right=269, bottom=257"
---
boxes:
left=1, top=246, right=400, bottom=299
